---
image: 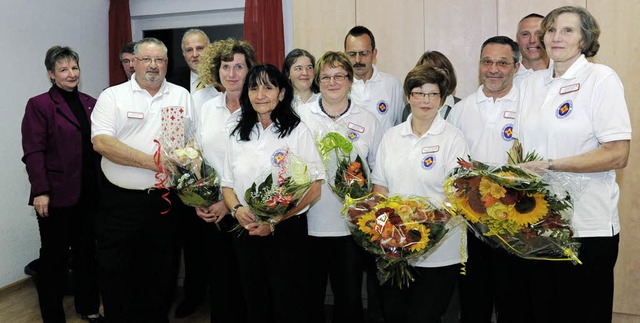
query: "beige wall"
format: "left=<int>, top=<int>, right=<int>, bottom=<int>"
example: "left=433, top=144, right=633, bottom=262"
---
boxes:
left=588, top=0, right=640, bottom=319
left=292, top=0, right=640, bottom=319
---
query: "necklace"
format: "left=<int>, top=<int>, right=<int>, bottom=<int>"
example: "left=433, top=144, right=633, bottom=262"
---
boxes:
left=319, top=98, right=351, bottom=119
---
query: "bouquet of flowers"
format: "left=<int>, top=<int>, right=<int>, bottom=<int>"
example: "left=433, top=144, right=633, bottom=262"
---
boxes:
left=167, top=140, right=220, bottom=207
left=316, top=132, right=371, bottom=200
left=444, top=154, right=581, bottom=264
left=342, top=193, right=457, bottom=288
left=154, top=106, right=220, bottom=208
left=242, top=149, right=318, bottom=229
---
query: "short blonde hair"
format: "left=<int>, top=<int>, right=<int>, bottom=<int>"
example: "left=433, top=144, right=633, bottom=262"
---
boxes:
left=314, top=51, right=354, bottom=85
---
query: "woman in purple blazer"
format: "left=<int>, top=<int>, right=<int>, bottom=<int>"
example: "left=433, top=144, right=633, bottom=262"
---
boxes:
left=21, top=46, right=103, bottom=323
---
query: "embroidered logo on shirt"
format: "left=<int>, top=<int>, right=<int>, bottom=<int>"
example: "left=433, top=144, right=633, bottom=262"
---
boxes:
left=501, top=124, right=514, bottom=141
left=377, top=100, right=389, bottom=114
left=421, top=154, right=436, bottom=170
left=346, top=130, right=360, bottom=141
left=271, top=149, right=287, bottom=166
left=556, top=100, right=573, bottom=119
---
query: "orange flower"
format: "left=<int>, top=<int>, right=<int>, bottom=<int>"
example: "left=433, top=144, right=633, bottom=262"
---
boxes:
left=347, top=161, right=362, bottom=174
left=481, top=194, right=498, bottom=208
left=344, top=161, right=365, bottom=187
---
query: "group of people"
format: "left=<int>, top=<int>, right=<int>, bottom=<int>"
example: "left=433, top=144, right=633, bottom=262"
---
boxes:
left=21, top=5, right=630, bottom=323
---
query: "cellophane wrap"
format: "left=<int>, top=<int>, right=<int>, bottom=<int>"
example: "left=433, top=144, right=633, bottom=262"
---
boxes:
left=342, top=193, right=460, bottom=288
left=444, top=157, right=582, bottom=264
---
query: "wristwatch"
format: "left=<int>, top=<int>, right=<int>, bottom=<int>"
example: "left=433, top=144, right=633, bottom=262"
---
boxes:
left=547, top=159, right=555, bottom=171
left=231, top=204, right=242, bottom=218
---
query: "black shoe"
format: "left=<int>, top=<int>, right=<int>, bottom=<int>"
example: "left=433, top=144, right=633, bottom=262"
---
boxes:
left=174, top=301, right=198, bottom=318
left=81, top=314, right=105, bottom=323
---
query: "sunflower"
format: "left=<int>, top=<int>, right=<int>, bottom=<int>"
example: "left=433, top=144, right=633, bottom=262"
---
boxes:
left=509, top=193, right=548, bottom=226
left=403, top=223, right=430, bottom=252
left=356, top=212, right=377, bottom=234
left=457, top=197, right=487, bottom=223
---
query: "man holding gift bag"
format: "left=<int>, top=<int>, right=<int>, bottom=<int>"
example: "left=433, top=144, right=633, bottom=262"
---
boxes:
left=91, top=37, right=194, bottom=323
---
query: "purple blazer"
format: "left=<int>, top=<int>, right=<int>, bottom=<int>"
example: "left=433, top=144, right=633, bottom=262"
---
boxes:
left=21, top=87, right=99, bottom=207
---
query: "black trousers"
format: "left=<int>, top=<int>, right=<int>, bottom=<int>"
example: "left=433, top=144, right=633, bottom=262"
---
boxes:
left=177, top=202, right=207, bottom=306
left=95, top=181, right=179, bottom=323
left=36, top=200, right=101, bottom=323
left=233, top=213, right=310, bottom=323
left=204, top=215, right=246, bottom=323
left=307, top=236, right=365, bottom=323
left=494, top=235, right=619, bottom=323
left=381, top=264, right=460, bottom=323
left=459, top=232, right=501, bottom=323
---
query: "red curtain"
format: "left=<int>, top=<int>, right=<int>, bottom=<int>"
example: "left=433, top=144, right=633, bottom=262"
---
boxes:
left=243, top=0, right=285, bottom=68
left=109, top=0, right=132, bottom=86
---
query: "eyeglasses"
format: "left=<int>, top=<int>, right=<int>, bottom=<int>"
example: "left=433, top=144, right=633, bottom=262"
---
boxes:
left=346, top=50, right=372, bottom=58
left=135, top=57, right=167, bottom=66
left=121, top=59, right=132, bottom=64
left=319, top=74, right=349, bottom=83
left=480, top=59, right=515, bottom=68
left=410, top=92, right=440, bottom=100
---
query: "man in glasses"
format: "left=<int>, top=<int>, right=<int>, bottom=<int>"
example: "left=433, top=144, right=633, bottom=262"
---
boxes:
left=447, top=36, right=521, bottom=323
left=514, top=13, right=550, bottom=87
left=344, top=26, right=404, bottom=133
left=91, top=37, right=193, bottom=322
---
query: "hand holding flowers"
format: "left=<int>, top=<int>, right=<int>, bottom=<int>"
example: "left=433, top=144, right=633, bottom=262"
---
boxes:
left=236, top=149, right=318, bottom=235
left=166, top=139, right=221, bottom=208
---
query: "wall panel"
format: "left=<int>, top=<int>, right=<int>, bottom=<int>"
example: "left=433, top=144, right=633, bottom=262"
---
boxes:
left=292, top=0, right=356, bottom=59
left=424, top=0, right=497, bottom=98
left=588, top=0, right=640, bottom=318
left=355, top=0, right=424, bottom=82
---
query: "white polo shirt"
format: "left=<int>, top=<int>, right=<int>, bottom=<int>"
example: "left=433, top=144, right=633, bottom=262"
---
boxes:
left=191, top=71, right=220, bottom=109
left=350, top=65, right=405, bottom=133
left=297, top=100, right=383, bottom=236
left=513, top=62, right=534, bottom=88
left=371, top=114, right=469, bottom=267
left=516, top=55, right=631, bottom=237
left=221, top=122, right=325, bottom=215
left=194, top=94, right=240, bottom=173
left=448, top=85, right=519, bottom=164
left=91, top=75, right=194, bottom=190
left=292, top=92, right=320, bottom=111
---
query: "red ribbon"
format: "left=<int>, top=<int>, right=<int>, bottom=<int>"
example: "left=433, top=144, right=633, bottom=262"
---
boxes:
left=153, top=139, right=171, bottom=214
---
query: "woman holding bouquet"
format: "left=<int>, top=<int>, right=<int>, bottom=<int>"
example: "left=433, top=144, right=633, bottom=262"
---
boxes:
left=516, top=6, right=631, bottom=323
left=21, top=46, right=103, bottom=322
left=371, top=65, right=469, bottom=322
left=221, top=64, right=324, bottom=323
left=282, top=48, right=320, bottom=110
left=179, top=38, right=257, bottom=322
left=296, top=51, right=382, bottom=323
